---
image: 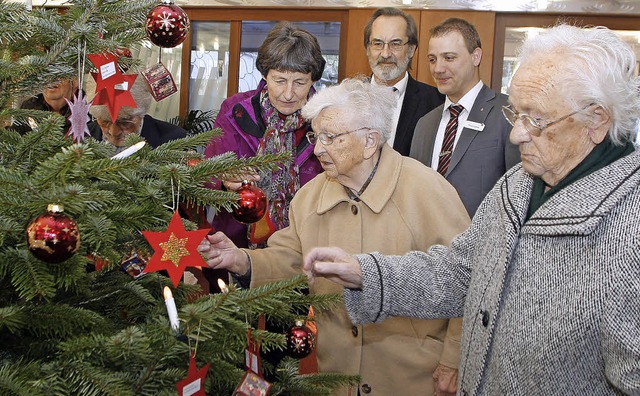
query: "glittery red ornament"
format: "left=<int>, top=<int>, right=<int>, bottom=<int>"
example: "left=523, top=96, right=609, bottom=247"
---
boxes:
left=286, top=320, right=316, bottom=359
left=231, top=181, right=267, bottom=224
left=26, top=204, right=80, bottom=263
left=145, top=0, right=190, bottom=48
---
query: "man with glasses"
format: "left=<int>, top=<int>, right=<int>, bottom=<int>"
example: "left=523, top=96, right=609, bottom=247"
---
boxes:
left=364, top=7, right=444, bottom=156
left=89, top=75, right=186, bottom=153
left=198, top=77, right=470, bottom=395
left=305, top=24, right=640, bottom=395
left=410, top=18, right=519, bottom=217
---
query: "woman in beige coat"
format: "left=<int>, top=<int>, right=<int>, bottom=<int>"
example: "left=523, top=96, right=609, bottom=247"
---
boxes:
left=198, top=77, right=470, bottom=395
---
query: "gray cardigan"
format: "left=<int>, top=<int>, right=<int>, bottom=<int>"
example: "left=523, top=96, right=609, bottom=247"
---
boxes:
left=347, top=149, right=640, bottom=395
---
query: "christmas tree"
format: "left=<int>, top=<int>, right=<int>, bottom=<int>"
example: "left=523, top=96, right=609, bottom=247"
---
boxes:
left=0, top=1, right=357, bottom=394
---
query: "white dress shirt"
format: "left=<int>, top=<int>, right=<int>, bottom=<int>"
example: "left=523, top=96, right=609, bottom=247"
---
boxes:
left=430, top=80, right=484, bottom=169
left=371, top=72, right=408, bottom=149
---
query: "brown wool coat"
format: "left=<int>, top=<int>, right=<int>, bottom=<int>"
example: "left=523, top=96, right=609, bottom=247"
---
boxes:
left=247, top=145, right=470, bottom=395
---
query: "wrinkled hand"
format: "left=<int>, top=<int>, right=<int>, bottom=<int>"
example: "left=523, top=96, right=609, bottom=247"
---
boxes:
left=303, top=247, right=363, bottom=289
left=433, top=364, right=458, bottom=396
left=197, top=232, right=248, bottom=275
left=222, top=173, right=260, bottom=191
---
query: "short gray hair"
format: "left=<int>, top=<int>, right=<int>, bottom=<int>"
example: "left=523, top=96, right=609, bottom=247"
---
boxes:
left=517, top=24, right=640, bottom=145
left=301, top=76, right=395, bottom=146
left=89, top=74, right=152, bottom=121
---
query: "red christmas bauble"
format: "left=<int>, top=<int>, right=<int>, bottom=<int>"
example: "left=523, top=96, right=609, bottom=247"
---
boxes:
left=286, top=320, right=316, bottom=359
left=231, top=181, right=267, bottom=224
left=26, top=204, right=80, bottom=263
left=145, top=1, right=190, bottom=48
left=186, top=157, right=201, bottom=167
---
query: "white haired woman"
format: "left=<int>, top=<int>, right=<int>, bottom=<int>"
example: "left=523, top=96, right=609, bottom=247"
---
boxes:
left=198, top=77, right=470, bottom=395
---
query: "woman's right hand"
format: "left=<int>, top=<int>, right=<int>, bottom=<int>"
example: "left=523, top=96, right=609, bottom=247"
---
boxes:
left=222, top=174, right=260, bottom=191
left=197, top=232, right=249, bottom=276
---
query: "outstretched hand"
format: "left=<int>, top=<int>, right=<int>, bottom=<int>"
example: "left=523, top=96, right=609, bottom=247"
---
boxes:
left=303, top=247, right=363, bottom=289
left=197, top=231, right=248, bottom=275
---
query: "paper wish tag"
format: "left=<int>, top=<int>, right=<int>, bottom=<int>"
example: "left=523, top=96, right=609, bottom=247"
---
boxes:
left=141, top=62, right=178, bottom=101
left=233, top=371, right=271, bottom=396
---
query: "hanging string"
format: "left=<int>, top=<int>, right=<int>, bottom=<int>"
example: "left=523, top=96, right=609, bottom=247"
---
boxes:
left=76, top=38, right=87, bottom=90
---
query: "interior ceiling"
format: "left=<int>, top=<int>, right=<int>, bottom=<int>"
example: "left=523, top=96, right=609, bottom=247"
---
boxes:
left=21, top=0, right=640, bottom=14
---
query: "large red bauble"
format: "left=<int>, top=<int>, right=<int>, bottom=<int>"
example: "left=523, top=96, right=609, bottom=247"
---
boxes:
left=231, top=181, right=267, bottom=224
left=286, top=320, right=316, bottom=359
left=145, top=1, right=191, bottom=48
left=26, top=204, right=80, bottom=263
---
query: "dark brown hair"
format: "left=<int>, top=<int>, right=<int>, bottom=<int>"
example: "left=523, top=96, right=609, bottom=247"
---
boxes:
left=256, top=21, right=326, bottom=82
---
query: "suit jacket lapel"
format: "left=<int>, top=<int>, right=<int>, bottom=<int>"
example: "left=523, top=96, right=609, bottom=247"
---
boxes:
left=422, top=104, right=443, bottom=167
left=395, top=75, right=419, bottom=147
left=446, top=85, right=495, bottom=175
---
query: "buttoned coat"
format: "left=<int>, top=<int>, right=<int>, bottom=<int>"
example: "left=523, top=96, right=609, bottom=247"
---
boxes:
left=409, top=84, right=520, bottom=217
left=348, top=150, right=640, bottom=395
left=247, top=145, right=470, bottom=395
left=392, top=74, right=444, bottom=156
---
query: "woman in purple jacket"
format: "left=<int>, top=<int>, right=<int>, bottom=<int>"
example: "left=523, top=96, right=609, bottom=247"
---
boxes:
left=205, top=22, right=325, bottom=250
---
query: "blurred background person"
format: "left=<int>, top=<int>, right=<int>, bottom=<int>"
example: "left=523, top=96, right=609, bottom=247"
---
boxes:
left=15, top=78, right=78, bottom=134
left=364, top=7, right=444, bottom=155
left=305, top=24, right=640, bottom=396
left=199, top=77, right=470, bottom=395
left=89, top=75, right=186, bottom=152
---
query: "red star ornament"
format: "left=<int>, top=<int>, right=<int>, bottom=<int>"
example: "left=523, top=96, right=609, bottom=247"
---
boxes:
left=88, top=52, right=124, bottom=95
left=176, top=354, right=210, bottom=396
left=142, top=211, right=211, bottom=287
left=91, top=73, right=138, bottom=123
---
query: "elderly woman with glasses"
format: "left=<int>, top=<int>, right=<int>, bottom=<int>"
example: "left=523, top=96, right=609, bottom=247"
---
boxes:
left=198, top=77, right=470, bottom=395
left=304, top=25, right=640, bottom=395
left=89, top=75, right=186, bottom=152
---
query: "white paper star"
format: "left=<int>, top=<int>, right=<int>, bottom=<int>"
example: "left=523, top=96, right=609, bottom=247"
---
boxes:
left=65, top=90, right=92, bottom=143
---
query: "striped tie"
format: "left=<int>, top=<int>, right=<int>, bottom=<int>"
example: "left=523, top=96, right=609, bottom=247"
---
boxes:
left=437, top=104, right=464, bottom=175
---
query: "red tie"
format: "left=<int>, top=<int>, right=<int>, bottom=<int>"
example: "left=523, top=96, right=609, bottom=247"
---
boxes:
left=437, top=104, right=464, bottom=175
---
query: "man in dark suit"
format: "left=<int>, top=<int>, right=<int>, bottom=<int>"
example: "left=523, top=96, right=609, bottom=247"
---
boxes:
left=89, top=74, right=186, bottom=151
left=364, top=8, right=444, bottom=156
left=410, top=18, right=520, bottom=218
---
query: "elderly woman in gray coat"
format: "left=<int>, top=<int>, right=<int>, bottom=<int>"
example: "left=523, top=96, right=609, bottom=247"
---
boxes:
left=304, top=24, right=640, bottom=395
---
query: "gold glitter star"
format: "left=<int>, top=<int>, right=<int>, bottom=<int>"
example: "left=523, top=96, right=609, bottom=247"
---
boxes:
left=159, top=232, right=190, bottom=267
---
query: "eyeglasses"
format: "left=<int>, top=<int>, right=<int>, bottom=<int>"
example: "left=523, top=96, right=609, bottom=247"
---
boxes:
left=501, top=103, right=594, bottom=136
left=306, top=128, right=369, bottom=146
left=96, top=118, right=139, bottom=132
left=368, top=39, right=409, bottom=52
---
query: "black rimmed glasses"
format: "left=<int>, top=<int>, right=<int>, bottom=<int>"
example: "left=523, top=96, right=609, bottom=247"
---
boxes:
left=306, top=128, right=369, bottom=145
left=502, top=103, right=595, bottom=136
left=368, top=39, right=409, bottom=52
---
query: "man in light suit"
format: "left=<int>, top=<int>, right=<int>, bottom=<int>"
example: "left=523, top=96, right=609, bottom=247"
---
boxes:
left=365, top=7, right=444, bottom=156
left=410, top=18, right=519, bottom=217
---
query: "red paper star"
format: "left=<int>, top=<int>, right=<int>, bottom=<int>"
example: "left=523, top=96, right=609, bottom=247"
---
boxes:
left=142, top=211, right=211, bottom=287
left=176, top=354, right=210, bottom=396
left=88, top=53, right=123, bottom=92
left=91, top=73, right=138, bottom=123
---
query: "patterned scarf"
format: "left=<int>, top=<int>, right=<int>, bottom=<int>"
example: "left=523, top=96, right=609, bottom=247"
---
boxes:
left=251, top=84, right=307, bottom=248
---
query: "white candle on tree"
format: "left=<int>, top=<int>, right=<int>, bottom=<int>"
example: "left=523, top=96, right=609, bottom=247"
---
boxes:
left=217, top=278, right=229, bottom=293
left=163, top=286, right=179, bottom=331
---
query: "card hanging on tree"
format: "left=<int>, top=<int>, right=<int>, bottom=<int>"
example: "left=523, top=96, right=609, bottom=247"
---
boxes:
left=141, top=62, right=178, bottom=101
left=244, top=328, right=261, bottom=375
left=120, top=251, right=148, bottom=279
left=233, top=371, right=271, bottom=396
